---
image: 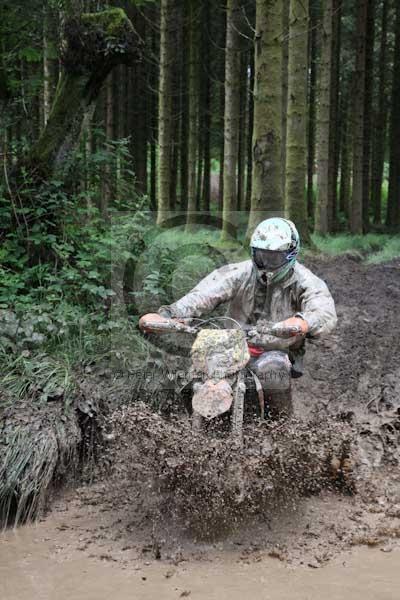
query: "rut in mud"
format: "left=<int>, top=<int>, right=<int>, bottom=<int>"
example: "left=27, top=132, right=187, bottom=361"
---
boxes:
left=93, top=254, right=400, bottom=548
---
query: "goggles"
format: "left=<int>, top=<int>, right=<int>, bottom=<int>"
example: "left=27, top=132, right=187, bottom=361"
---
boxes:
left=251, top=248, right=290, bottom=271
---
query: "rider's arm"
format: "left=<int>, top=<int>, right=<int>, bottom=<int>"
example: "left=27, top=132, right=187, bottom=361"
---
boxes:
left=296, top=266, right=337, bottom=337
left=158, top=263, right=242, bottom=319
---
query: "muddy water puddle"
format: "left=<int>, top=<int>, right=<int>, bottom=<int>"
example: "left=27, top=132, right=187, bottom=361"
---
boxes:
left=1, top=522, right=399, bottom=600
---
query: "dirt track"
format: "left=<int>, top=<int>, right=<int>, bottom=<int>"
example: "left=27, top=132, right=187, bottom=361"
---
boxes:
left=297, top=254, right=400, bottom=422
left=1, top=255, right=400, bottom=598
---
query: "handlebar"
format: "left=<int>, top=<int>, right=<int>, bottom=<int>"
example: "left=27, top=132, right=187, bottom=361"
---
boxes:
left=140, top=317, right=302, bottom=339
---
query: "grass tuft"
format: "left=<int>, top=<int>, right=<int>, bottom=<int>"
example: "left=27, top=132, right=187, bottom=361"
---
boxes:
left=312, top=233, right=400, bottom=263
left=365, top=236, right=400, bottom=264
left=0, top=402, right=80, bottom=525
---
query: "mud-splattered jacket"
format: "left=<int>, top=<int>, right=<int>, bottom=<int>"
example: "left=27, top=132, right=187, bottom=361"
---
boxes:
left=160, top=260, right=337, bottom=338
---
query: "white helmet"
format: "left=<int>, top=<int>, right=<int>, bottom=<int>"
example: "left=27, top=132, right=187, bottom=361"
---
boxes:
left=250, top=217, right=300, bottom=284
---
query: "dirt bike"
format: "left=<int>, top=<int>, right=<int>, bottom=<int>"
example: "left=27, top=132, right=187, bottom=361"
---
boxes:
left=140, top=316, right=302, bottom=443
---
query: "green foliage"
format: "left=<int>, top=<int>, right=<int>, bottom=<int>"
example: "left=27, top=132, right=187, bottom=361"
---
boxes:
left=17, top=47, right=42, bottom=63
left=0, top=137, right=151, bottom=404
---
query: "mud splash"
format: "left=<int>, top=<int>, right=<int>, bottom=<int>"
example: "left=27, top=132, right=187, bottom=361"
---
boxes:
left=102, top=404, right=355, bottom=538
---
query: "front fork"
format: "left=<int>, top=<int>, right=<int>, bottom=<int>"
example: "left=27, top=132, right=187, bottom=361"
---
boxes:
left=231, top=370, right=246, bottom=443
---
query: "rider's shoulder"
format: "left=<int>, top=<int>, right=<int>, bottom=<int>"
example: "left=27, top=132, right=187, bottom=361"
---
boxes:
left=294, top=261, right=329, bottom=288
left=217, top=259, right=253, bottom=277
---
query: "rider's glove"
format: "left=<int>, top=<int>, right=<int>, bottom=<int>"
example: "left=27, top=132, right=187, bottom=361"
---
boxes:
left=272, top=316, right=309, bottom=338
left=138, top=313, right=170, bottom=333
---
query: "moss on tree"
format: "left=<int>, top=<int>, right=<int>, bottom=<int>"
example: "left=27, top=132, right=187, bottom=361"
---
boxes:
left=26, top=8, right=140, bottom=181
left=82, top=7, right=128, bottom=37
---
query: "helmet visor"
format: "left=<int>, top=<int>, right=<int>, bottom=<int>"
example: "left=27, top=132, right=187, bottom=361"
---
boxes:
left=251, top=248, right=289, bottom=270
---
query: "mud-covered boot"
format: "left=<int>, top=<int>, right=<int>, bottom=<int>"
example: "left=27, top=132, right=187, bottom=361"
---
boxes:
left=250, top=351, right=293, bottom=420
left=266, top=388, right=293, bottom=419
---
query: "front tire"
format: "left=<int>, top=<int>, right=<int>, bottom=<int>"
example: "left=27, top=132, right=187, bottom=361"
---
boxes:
left=192, top=411, right=204, bottom=432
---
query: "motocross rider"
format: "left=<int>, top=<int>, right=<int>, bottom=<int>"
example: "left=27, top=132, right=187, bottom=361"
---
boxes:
left=139, top=217, right=337, bottom=418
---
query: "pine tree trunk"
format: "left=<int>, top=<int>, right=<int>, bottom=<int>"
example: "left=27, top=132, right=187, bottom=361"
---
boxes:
left=217, top=1, right=227, bottom=212
left=169, top=9, right=181, bottom=212
left=122, top=65, right=129, bottom=140
left=221, top=0, right=241, bottom=240
left=37, top=65, right=44, bottom=135
left=247, top=0, right=283, bottom=237
left=327, top=0, right=341, bottom=231
left=237, top=52, right=247, bottom=212
left=196, top=2, right=205, bottom=212
left=101, top=71, right=114, bottom=216
left=186, top=0, right=199, bottom=228
left=371, top=0, right=388, bottom=225
left=2, top=126, right=10, bottom=181
left=196, top=127, right=204, bottom=211
left=150, top=136, right=157, bottom=211
left=362, top=0, right=375, bottom=231
left=218, top=87, right=225, bottom=211
left=314, top=0, right=333, bottom=235
left=306, top=0, right=317, bottom=220
left=112, top=67, right=120, bottom=140
left=157, top=0, right=175, bottom=225
left=387, top=1, right=400, bottom=230
left=285, top=0, right=310, bottom=243
left=128, top=63, right=138, bottom=179
left=339, top=77, right=352, bottom=218
left=84, top=120, right=93, bottom=201
left=202, top=84, right=211, bottom=212
left=195, top=1, right=205, bottom=212
left=133, top=10, right=148, bottom=195
left=245, top=48, right=254, bottom=212
left=202, top=0, right=211, bottom=213
left=169, top=132, right=179, bottom=211
left=179, top=18, right=189, bottom=212
left=136, top=73, right=148, bottom=196
left=149, top=4, right=158, bottom=212
left=281, top=0, right=290, bottom=199
left=43, top=9, right=51, bottom=127
left=350, top=0, right=368, bottom=235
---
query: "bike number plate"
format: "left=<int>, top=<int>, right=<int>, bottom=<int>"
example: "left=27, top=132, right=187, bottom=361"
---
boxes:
left=192, top=380, right=233, bottom=420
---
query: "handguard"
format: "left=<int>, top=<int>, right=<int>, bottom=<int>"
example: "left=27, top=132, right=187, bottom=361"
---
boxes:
left=270, top=323, right=302, bottom=338
left=246, top=319, right=304, bottom=352
left=139, top=315, right=197, bottom=334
